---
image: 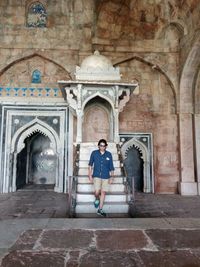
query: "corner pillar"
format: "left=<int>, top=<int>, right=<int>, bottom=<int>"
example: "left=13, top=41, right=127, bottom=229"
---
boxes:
left=194, top=114, right=200, bottom=195
left=76, top=110, right=83, bottom=144
left=178, top=113, right=197, bottom=195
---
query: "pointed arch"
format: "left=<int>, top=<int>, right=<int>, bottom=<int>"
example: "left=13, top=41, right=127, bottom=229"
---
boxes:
left=114, top=55, right=177, bottom=112
left=121, top=137, right=153, bottom=193
left=121, top=138, right=148, bottom=162
left=0, top=53, right=72, bottom=79
left=180, top=32, right=200, bottom=113
left=82, top=96, right=113, bottom=142
left=26, top=1, right=47, bottom=28
left=82, top=91, right=115, bottom=112
left=156, top=20, right=187, bottom=39
left=11, top=118, right=61, bottom=154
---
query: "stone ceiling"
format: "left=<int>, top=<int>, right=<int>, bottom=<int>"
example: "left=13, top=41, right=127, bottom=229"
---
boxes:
left=94, top=0, right=200, bottom=40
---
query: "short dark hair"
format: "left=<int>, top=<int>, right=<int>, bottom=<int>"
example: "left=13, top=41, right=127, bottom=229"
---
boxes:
left=98, top=139, right=108, bottom=146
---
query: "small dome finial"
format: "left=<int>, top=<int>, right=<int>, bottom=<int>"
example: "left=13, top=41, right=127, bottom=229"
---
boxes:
left=94, top=50, right=100, bottom=56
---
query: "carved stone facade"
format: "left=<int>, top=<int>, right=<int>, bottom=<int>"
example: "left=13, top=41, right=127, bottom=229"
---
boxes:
left=0, top=106, right=68, bottom=193
left=0, top=1, right=199, bottom=195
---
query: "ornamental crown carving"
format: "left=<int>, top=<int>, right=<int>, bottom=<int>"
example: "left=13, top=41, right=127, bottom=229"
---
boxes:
left=75, top=51, right=121, bottom=81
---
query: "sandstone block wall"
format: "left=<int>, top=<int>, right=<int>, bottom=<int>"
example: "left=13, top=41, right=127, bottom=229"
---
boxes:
left=0, top=0, right=199, bottom=194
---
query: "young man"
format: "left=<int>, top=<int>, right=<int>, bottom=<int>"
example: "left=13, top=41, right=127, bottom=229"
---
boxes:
left=88, top=139, right=115, bottom=217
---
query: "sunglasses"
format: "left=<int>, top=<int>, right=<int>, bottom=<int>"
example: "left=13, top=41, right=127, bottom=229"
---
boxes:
left=99, top=144, right=106, bottom=147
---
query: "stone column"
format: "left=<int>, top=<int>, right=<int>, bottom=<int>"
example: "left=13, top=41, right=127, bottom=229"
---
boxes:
left=194, top=114, right=200, bottom=195
left=54, top=153, right=61, bottom=193
left=12, top=152, right=17, bottom=192
left=114, top=109, right=119, bottom=143
left=76, top=110, right=83, bottom=144
left=178, top=113, right=197, bottom=195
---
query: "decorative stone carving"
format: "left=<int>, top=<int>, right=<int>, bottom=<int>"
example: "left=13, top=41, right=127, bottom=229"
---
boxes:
left=27, top=2, right=47, bottom=28
left=59, top=52, right=138, bottom=143
left=118, top=88, right=131, bottom=112
left=120, top=135, right=153, bottom=193
left=75, top=51, right=121, bottom=81
left=32, top=70, right=42, bottom=83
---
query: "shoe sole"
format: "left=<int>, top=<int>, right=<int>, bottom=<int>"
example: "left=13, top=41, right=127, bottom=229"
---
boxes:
left=97, top=212, right=106, bottom=217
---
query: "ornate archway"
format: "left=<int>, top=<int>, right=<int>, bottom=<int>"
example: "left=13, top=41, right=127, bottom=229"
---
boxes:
left=121, top=137, right=153, bottom=193
left=83, top=96, right=114, bottom=142
left=4, top=119, right=63, bottom=193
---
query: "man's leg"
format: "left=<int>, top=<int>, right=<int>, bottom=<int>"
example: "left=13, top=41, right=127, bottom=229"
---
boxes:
left=93, top=178, right=101, bottom=208
left=97, top=179, right=109, bottom=217
left=94, top=190, right=100, bottom=208
left=99, top=190, right=106, bottom=209
left=95, top=190, right=100, bottom=201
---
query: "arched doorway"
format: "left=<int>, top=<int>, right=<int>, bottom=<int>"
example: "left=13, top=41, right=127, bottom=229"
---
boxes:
left=82, top=96, right=113, bottom=142
left=7, top=119, right=64, bottom=193
left=16, top=133, right=57, bottom=190
left=124, top=145, right=144, bottom=192
left=121, top=136, right=153, bottom=193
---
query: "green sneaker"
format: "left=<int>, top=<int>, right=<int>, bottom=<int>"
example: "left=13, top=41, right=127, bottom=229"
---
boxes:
left=94, top=199, right=100, bottom=209
left=97, top=208, right=106, bottom=217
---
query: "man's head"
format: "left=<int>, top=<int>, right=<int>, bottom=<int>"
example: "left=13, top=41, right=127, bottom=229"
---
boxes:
left=98, top=139, right=108, bottom=152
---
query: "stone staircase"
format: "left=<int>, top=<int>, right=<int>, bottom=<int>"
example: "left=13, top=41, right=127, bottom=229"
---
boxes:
left=74, top=142, right=130, bottom=217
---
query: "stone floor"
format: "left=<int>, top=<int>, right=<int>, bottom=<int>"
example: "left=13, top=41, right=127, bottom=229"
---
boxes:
left=0, top=189, right=68, bottom=219
left=0, top=189, right=200, bottom=266
left=0, top=190, right=200, bottom=219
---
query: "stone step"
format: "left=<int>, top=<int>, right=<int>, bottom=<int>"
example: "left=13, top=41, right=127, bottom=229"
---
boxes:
left=77, top=183, right=125, bottom=193
left=77, top=176, right=125, bottom=184
left=80, top=143, right=118, bottom=150
left=78, top=167, right=122, bottom=176
left=80, top=142, right=117, bottom=148
left=76, top=193, right=127, bottom=203
left=78, top=160, right=121, bottom=168
left=79, top=143, right=119, bottom=154
left=75, top=202, right=129, bottom=214
left=78, top=153, right=119, bottom=161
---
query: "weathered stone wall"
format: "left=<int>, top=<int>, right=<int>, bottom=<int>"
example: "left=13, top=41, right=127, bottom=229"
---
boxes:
left=118, top=59, right=178, bottom=193
left=0, top=0, right=199, bottom=194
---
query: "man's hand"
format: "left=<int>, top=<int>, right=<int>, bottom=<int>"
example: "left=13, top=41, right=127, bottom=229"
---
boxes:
left=88, top=175, right=93, bottom=183
left=109, top=177, right=114, bottom=184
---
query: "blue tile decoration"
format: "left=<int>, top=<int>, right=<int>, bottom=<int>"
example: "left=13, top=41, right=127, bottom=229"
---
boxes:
left=14, top=88, right=20, bottom=96
left=45, top=88, right=50, bottom=96
left=0, top=87, right=60, bottom=97
left=32, top=70, right=41, bottom=83
left=6, top=87, right=11, bottom=96
left=27, top=2, right=47, bottom=28
left=29, top=87, right=35, bottom=96
left=53, top=88, right=58, bottom=96
left=21, top=88, right=27, bottom=96
left=37, top=88, right=43, bottom=96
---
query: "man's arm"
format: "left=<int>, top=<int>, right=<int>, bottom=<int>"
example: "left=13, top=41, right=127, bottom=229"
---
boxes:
left=109, top=153, right=115, bottom=184
left=88, top=165, right=93, bottom=183
left=88, top=152, right=94, bottom=183
left=109, top=170, right=114, bottom=184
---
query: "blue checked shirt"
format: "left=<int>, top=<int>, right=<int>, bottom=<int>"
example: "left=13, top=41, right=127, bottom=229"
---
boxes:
left=88, top=150, right=115, bottom=179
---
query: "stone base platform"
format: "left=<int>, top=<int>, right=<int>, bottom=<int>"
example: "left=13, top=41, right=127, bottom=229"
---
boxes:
left=1, top=218, right=200, bottom=267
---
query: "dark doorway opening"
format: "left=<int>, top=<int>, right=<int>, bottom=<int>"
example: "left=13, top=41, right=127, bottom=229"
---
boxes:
left=124, top=146, right=144, bottom=192
left=16, top=132, right=57, bottom=190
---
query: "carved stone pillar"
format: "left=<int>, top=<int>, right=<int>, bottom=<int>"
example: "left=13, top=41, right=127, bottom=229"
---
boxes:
left=12, top=152, right=17, bottom=192
left=114, top=109, right=119, bottom=143
left=178, top=113, right=197, bottom=195
left=76, top=110, right=83, bottom=144
left=59, top=51, right=138, bottom=145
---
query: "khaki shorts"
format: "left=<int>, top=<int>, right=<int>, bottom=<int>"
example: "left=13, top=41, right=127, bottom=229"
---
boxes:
left=93, top=177, right=110, bottom=192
